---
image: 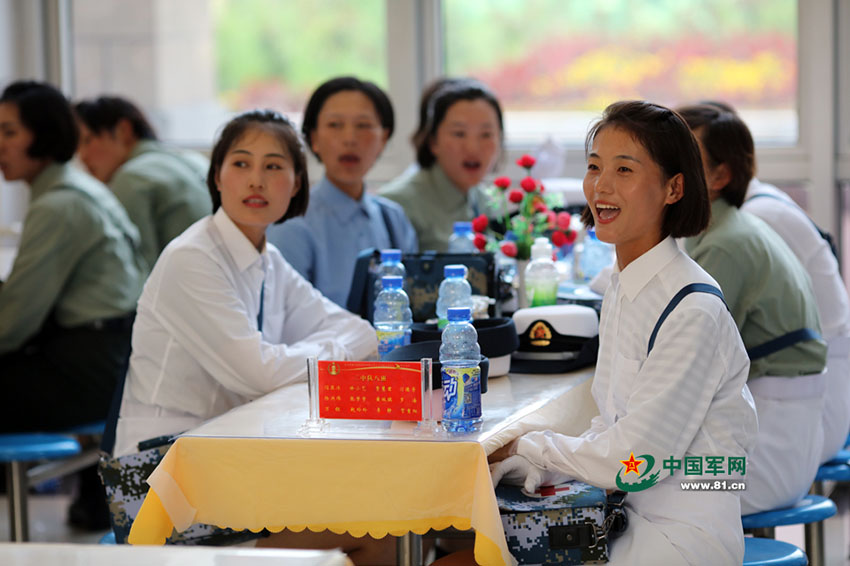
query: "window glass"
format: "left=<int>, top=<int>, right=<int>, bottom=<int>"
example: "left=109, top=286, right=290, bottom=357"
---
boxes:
left=444, top=0, right=797, bottom=146
left=71, top=0, right=386, bottom=145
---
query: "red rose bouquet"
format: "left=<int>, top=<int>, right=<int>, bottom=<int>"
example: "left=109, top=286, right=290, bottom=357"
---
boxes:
left=473, top=154, right=577, bottom=261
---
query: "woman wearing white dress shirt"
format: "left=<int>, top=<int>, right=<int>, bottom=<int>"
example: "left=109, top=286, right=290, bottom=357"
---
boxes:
left=486, top=101, right=758, bottom=565
left=114, top=110, right=377, bottom=457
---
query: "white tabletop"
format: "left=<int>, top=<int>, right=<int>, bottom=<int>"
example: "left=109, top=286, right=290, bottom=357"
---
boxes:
left=0, top=543, right=351, bottom=566
left=186, top=369, right=598, bottom=455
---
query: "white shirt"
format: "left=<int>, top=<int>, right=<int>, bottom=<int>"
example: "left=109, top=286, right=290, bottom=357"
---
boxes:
left=742, top=179, right=850, bottom=342
left=516, top=237, right=758, bottom=565
left=115, top=208, right=377, bottom=456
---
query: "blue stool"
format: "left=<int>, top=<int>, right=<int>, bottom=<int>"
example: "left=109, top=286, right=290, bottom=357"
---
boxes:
left=744, top=537, right=808, bottom=566
left=99, top=530, right=116, bottom=544
left=0, top=433, right=81, bottom=541
left=743, top=495, right=835, bottom=566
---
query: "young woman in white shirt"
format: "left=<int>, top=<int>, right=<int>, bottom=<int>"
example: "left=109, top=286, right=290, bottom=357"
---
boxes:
left=485, top=101, right=758, bottom=565
left=114, top=110, right=377, bottom=456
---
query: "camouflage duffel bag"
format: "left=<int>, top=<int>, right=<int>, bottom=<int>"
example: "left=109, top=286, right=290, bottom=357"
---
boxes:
left=98, top=437, right=263, bottom=545
left=496, top=481, right=627, bottom=565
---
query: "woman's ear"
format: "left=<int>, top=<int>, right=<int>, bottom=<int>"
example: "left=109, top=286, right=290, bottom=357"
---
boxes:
left=706, top=162, right=732, bottom=194
left=214, top=169, right=222, bottom=193
left=665, top=172, right=685, bottom=205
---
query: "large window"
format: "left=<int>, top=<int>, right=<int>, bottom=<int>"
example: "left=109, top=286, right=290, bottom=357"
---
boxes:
left=71, top=0, right=387, bottom=145
left=444, top=0, right=797, bottom=146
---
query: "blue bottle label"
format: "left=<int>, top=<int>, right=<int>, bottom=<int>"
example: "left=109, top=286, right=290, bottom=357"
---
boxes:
left=377, top=329, right=410, bottom=360
left=441, top=366, right=482, bottom=420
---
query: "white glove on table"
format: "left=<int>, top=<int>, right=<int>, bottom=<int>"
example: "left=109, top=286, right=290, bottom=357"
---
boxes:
left=490, top=454, right=574, bottom=493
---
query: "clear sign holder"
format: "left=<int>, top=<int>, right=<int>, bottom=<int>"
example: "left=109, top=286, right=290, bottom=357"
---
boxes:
left=298, top=357, right=441, bottom=439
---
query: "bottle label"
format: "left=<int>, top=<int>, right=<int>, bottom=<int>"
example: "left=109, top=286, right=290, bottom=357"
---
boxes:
left=377, top=328, right=410, bottom=360
left=441, top=366, right=482, bottom=421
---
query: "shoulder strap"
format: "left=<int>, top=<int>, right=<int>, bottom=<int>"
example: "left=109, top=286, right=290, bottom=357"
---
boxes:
left=345, top=247, right=380, bottom=320
left=647, top=283, right=725, bottom=355
left=746, top=328, right=821, bottom=361
left=377, top=200, right=399, bottom=250
left=747, top=193, right=838, bottom=259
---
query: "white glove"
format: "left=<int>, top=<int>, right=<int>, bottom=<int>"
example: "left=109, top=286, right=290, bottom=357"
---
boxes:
left=490, top=454, right=574, bottom=493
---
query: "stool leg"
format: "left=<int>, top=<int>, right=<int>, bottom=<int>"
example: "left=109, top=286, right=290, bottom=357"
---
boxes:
left=7, top=461, right=29, bottom=541
left=750, top=526, right=775, bottom=539
left=805, top=520, right=826, bottom=566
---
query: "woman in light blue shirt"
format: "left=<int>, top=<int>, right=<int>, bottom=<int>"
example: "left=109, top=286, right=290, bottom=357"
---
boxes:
left=267, top=77, right=417, bottom=307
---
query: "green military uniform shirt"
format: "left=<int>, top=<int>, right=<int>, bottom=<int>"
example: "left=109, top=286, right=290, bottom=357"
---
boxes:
left=684, top=198, right=827, bottom=379
left=0, top=163, right=146, bottom=354
left=109, top=140, right=211, bottom=267
left=379, top=164, right=484, bottom=252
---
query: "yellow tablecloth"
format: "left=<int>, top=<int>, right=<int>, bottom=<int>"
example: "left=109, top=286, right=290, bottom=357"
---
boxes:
left=129, top=437, right=514, bottom=566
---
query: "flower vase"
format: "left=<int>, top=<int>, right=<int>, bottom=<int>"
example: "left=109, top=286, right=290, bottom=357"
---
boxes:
left=515, top=258, right=529, bottom=310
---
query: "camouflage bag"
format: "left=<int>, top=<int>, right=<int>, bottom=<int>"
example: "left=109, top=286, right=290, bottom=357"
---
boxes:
left=98, top=440, right=262, bottom=545
left=496, top=481, right=627, bottom=565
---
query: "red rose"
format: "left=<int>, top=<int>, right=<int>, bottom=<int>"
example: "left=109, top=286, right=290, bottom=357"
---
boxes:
left=556, top=211, right=572, bottom=231
left=516, top=154, right=536, bottom=169
left=473, top=233, right=488, bottom=251
left=565, top=229, right=578, bottom=244
left=539, top=183, right=545, bottom=193
left=546, top=210, right=556, bottom=227
left=493, top=176, right=511, bottom=189
left=500, top=241, right=518, bottom=258
left=472, top=214, right=489, bottom=233
left=520, top=176, right=536, bottom=192
left=533, top=201, right=547, bottom=213
left=508, top=189, right=524, bottom=203
left=551, top=231, right=567, bottom=247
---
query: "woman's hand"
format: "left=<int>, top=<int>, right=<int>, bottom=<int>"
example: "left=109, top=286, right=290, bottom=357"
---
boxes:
left=488, top=439, right=519, bottom=463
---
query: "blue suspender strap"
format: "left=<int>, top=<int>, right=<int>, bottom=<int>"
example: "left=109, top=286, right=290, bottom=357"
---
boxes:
left=746, top=328, right=821, bottom=361
left=647, top=283, right=725, bottom=355
left=257, top=280, right=265, bottom=333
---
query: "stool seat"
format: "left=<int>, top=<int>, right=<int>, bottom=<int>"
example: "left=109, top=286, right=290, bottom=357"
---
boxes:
left=742, top=495, right=836, bottom=529
left=743, top=537, right=807, bottom=566
left=65, top=420, right=106, bottom=436
left=0, top=434, right=80, bottom=462
left=815, top=462, right=850, bottom=482
left=823, top=448, right=850, bottom=466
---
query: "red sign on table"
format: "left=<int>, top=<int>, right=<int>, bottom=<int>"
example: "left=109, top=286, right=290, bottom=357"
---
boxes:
left=317, top=361, right=424, bottom=421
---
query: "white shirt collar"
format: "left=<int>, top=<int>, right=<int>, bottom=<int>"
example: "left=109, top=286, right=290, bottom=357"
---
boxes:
left=617, top=236, right=680, bottom=302
left=212, top=207, right=266, bottom=273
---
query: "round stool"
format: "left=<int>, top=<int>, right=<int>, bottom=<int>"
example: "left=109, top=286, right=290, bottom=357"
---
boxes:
left=0, top=433, right=81, bottom=541
left=744, top=537, right=807, bottom=566
left=743, top=495, right=835, bottom=566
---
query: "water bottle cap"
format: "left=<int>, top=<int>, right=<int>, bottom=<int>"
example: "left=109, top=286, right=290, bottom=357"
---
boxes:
left=381, top=275, right=403, bottom=289
left=453, top=221, right=472, bottom=234
left=447, top=307, right=471, bottom=321
left=531, top=237, right=553, bottom=259
left=380, top=249, right=401, bottom=262
left=444, top=264, right=467, bottom=278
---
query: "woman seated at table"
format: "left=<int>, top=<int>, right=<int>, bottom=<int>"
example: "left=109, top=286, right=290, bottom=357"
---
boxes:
left=266, top=76, right=417, bottom=307
left=484, top=101, right=758, bottom=565
left=114, top=109, right=377, bottom=457
left=380, top=78, right=503, bottom=252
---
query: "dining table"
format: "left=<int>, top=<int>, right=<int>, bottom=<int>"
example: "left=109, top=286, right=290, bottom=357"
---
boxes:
left=127, top=366, right=598, bottom=566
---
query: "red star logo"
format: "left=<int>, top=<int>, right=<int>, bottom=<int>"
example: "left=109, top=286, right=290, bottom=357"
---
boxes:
left=620, top=452, right=644, bottom=476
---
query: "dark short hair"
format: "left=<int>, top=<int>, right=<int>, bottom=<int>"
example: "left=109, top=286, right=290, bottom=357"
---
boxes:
left=416, top=78, right=504, bottom=169
left=411, top=77, right=463, bottom=150
left=73, top=96, right=157, bottom=141
left=676, top=103, right=755, bottom=208
left=300, top=76, right=394, bottom=161
left=0, top=80, right=78, bottom=162
left=581, top=100, right=710, bottom=239
left=207, top=109, right=309, bottom=224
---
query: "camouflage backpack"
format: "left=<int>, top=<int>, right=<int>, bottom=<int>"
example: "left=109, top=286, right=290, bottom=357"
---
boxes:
left=496, top=481, right=627, bottom=565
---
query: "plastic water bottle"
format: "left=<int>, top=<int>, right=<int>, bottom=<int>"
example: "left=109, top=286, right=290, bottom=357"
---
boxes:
left=373, top=275, right=412, bottom=360
left=435, top=264, right=473, bottom=329
left=525, top=237, right=559, bottom=307
left=373, top=249, right=405, bottom=300
left=440, top=307, right=482, bottom=433
left=579, top=229, right=614, bottom=281
left=447, top=221, right=476, bottom=253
